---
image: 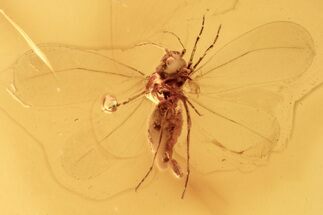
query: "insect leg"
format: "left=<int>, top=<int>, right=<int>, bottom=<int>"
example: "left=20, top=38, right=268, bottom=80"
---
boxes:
left=187, top=15, right=205, bottom=69
left=116, top=90, right=146, bottom=107
left=192, top=25, right=222, bottom=71
left=181, top=100, right=192, bottom=199
left=186, top=98, right=202, bottom=116
left=135, top=110, right=167, bottom=192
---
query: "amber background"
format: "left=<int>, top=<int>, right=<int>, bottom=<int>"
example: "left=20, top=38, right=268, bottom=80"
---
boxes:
left=0, top=0, right=322, bottom=214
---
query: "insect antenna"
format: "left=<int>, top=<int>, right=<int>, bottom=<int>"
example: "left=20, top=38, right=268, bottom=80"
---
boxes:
left=187, top=15, right=205, bottom=69
left=191, top=25, right=222, bottom=72
left=135, top=110, right=167, bottom=192
left=181, top=99, right=192, bottom=199
left=162, top=30, right=186, bottom=55
left=131, top=41, right=166, bottom=52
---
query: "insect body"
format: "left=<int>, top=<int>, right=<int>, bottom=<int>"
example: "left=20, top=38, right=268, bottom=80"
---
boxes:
left=126, top=18, right=219, bottom=197
left=101, top=47, right=196, bottom=197
left=134, top=49, right=193, bottom=197
left=146, top=50, right=190, bottom=177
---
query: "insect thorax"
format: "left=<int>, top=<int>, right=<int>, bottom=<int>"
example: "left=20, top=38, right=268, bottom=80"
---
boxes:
left=145, top=50, right=191, bottom=105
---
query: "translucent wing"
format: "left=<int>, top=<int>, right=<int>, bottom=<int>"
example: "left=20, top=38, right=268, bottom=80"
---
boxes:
left=106, top=0, right=238, bottom=47
left=9, top=45, right=145, bottom=106
left=177, top=22, right=316, bottom=173
left=2, top=45, right=157, bottom=199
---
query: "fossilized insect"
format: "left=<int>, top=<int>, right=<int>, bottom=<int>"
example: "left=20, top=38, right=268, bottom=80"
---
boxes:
left=1, top=13, right=317, bottom=200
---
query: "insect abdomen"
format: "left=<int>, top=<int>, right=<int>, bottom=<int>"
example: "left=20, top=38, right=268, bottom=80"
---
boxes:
left=148, top=101, right=183, bottom=177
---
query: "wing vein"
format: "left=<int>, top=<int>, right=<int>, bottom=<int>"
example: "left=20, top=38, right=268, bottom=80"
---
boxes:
left=194, top=46, right=305, bottom=79
left=191, top=98, right=275, bottom=145
left=95, top=98, right=145, bottom=144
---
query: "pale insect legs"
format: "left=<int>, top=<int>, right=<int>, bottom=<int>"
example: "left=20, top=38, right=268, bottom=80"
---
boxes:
left=102, top=16, right=221, bottom=198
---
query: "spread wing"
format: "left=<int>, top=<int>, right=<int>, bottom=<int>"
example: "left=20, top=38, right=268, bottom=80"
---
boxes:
left=2, top=45, right=156, bottom=200
left=177, top=22, right=316, bottom=173
left=104, top=0, right=238, bottom=48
